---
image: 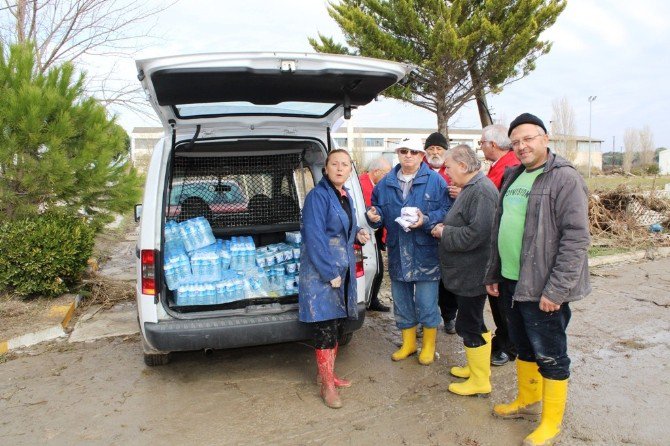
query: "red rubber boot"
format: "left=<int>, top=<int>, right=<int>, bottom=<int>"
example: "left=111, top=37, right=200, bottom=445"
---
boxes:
left=316, top=345, right=352, bottom=388
left=315, top=349, right=342, bottom=409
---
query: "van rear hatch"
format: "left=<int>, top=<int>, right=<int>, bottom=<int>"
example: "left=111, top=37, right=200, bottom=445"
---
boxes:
left=136, top=52, right=411, bottom=131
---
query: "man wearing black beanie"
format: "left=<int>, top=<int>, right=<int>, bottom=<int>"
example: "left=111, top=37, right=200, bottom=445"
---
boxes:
left=485, top=113, right=590, bottom=446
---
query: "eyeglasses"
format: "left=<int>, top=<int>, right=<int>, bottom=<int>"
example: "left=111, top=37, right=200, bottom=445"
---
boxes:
left=478, top=140, right=490, bottom=146
left=511, top=134, right=543, bottom=149
left=398, top=149, right=422, bottom=156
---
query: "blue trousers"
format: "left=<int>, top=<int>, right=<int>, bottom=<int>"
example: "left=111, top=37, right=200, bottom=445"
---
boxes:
left=391, top=280, right=441, bottom=329
left=501, top=279, right=572, bottom=380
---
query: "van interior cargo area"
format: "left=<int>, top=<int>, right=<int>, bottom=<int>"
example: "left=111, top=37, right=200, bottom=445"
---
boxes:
left=163, top=140, right=320, bottom=313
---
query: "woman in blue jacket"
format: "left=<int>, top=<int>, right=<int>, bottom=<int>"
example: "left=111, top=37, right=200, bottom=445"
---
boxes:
left=366, top=138, right=452, bottom=366
left=299, top=149, right=370, bottom=409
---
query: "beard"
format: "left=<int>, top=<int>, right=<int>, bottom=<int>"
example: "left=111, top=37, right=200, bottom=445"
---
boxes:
left=427, top=155, right=444, bottom=168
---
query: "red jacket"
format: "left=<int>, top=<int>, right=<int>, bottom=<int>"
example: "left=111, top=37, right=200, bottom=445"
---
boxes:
left=359, top=172, right=375, bottom=207
left=422, top=159, right=451, bottom=185
left=359, top=172, right=386, bottom=243
left=487, top=150, right=521, bottom=190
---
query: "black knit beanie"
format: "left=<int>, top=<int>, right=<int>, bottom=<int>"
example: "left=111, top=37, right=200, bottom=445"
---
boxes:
left=424, top=132, right=448, bottom=150
left=508, top=113, right=547, bottom=136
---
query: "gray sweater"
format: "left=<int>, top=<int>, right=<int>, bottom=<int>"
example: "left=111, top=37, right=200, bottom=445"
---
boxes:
left=439, top=171, right=499, bottom=297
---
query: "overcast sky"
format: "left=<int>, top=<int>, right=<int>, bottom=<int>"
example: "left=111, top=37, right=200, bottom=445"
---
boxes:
left=108, top=0, right=670, bottom=150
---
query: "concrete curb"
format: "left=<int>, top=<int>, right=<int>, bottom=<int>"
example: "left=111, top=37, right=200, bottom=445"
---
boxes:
left=0, top=295, right=81, bottom=355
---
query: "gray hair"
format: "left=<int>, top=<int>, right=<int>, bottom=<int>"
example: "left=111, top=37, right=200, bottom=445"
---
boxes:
left=482, top=124, right=512, bottom=150
left=367, top=156, right=391, bottom=171
left=448, top=144, right=481, bottom=173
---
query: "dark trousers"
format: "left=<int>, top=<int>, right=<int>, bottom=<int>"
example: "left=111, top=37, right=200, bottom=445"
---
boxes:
left=369, top=229, right=385, bottom=303
left=311, top=318, right=344, bottom=349
left=500, top=279, right=572, bottom=380
left=438, top=281, right=458, bottom=323
left=489, top=293, right=517, bottom=358
left=455, top=294, right=488, bottom=348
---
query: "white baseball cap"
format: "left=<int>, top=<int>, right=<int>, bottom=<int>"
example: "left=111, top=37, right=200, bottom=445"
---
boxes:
left=389, top=137, right=426, bottom=153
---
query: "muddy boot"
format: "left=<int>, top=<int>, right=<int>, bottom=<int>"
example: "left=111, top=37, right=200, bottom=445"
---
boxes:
left=418, top=327, right=437, bottom=365
left=448, top=333, right=492, bottom=397
left=315, top=349, right=342, bottom=409
left=368, top=295, right=390, bottom=312
left=392, top=326, right=417, bottom=361
left=493, top=359, right=542, bottom=420
left=450, top=332, right=491, bottom=379
left=317, top=344, right=351, bottom=388
left=523, top=378, right=568, bottom=446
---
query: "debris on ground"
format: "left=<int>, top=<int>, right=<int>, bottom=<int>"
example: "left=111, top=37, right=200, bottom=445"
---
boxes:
left=589, top=185, right=670, bottom=249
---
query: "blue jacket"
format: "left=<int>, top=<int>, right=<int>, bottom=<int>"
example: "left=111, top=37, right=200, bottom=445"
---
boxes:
left=299, top=178, right=359, bottom=323
left=369, top=163, right=452, bottom=282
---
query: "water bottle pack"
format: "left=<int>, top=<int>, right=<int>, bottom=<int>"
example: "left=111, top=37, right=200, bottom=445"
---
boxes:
left=165, top=222, right=301, bottom=306
left=179, top=216, right=216, bottom=253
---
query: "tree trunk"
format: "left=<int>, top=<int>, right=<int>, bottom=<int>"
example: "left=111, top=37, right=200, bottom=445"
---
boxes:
left=436, top=89, right=450, bottom=142
left=16, top=0, right=27, bottom=42
left=474, top=89, right=493, bottom=128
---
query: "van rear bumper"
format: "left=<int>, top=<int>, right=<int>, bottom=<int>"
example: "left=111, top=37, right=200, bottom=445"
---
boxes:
left=143, top=303, right=366, bottom=352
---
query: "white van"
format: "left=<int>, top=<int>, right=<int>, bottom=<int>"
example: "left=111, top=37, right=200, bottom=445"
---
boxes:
left=134, top=52, right=410, bottom=365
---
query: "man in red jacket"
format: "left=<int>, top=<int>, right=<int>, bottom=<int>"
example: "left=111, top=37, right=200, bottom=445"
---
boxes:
left=479, top=124, right=521, bottom=366
left=359, top=157, right=392, bottom=312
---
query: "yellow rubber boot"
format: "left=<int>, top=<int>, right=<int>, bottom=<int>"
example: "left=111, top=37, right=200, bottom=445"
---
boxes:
left=450, top=331, right=491, bottom=378
left=493, top=359, right=542, bottom=420
left=523, top=378, right=568, bottom=446
left=392, top=327, right=418, bottom=361
left=418, top=327, right=437, bottom=365
left=448, top=337, right=492, bottom=396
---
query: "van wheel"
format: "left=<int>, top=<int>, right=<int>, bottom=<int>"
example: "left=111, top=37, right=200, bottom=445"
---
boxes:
left=144, top=352, right=171, bottom=366
left=338, top=332, right=353, bottom=347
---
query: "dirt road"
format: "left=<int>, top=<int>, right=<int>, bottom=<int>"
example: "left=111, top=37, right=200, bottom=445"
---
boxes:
left=1, top=254, right=669, bottom=445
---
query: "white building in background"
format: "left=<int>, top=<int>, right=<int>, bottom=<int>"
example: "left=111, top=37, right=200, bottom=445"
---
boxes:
left=659, top=149, right=670, bottom=174
left=130, top=125, right=602, bottom=173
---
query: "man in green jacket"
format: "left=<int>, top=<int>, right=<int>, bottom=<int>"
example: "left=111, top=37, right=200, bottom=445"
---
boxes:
left=485, top=113, right=591, bottom=446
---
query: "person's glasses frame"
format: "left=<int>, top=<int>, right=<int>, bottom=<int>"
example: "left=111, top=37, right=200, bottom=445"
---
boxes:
left=398, top=148, right=423, bottom=156
left=511, top=133, right=544, bottom=149
left=478, top=140, right=491, bottom=147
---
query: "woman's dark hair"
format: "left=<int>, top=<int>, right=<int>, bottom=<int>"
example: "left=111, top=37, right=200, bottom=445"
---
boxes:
left=325, top=148, right=352, bottom=165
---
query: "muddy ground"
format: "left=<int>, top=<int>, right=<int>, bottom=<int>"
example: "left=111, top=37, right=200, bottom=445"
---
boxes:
left=0, top=225, right=668, bottom=445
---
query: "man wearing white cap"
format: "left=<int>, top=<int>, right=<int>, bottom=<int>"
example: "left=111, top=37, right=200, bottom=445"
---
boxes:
left=366, top=138, right=452, bottom=365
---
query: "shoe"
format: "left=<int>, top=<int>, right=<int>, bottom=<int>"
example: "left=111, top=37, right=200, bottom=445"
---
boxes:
left=368, top=296, right=390, bottom=312
left=493, top=359, right=542, bottom=420
left=392, top=327, right=417, bottom=361
left=491, top=350, right=510, bottom=366
left=443, top=318, right=456, bottom=334
left=315, top=349, right=342, bottom=409
left=448, top=331, right=492, bottom=397
left=418, top=327, right=437, bottom=365
left=522, top=378, right=568, bottom=446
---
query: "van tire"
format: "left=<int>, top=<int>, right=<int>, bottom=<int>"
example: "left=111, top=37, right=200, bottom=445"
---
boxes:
left=338, top=332, right=353, bottom=347
left=144, top=352, right=171, bottom=366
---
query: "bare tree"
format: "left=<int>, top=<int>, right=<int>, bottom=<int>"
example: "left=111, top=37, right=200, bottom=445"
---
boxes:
left=638, top=125, right=655, bottom=167
left=0, top=0, right=175, bottom=113
left=623, top=128, right=638, bottom=173
left=550, top=96, right=577, bottom=162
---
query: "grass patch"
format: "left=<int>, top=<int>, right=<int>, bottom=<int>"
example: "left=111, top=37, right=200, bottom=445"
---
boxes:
left=585, top=175, right=670, bottom=191
left=588, top=245, right=635, bottom=257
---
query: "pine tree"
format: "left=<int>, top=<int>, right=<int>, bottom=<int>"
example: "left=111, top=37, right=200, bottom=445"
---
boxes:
left=0, top=43, right=141, bottom=230
left=310, top=0, right=566, bottom=137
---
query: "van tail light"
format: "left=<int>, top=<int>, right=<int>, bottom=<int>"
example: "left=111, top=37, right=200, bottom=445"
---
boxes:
left=353, top=243, right=365, bottom=278
left=141, top=249, right=157, bottom=295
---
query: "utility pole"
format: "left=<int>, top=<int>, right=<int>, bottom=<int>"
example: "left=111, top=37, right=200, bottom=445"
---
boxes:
left=588, top=96, right=597, bottom=178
